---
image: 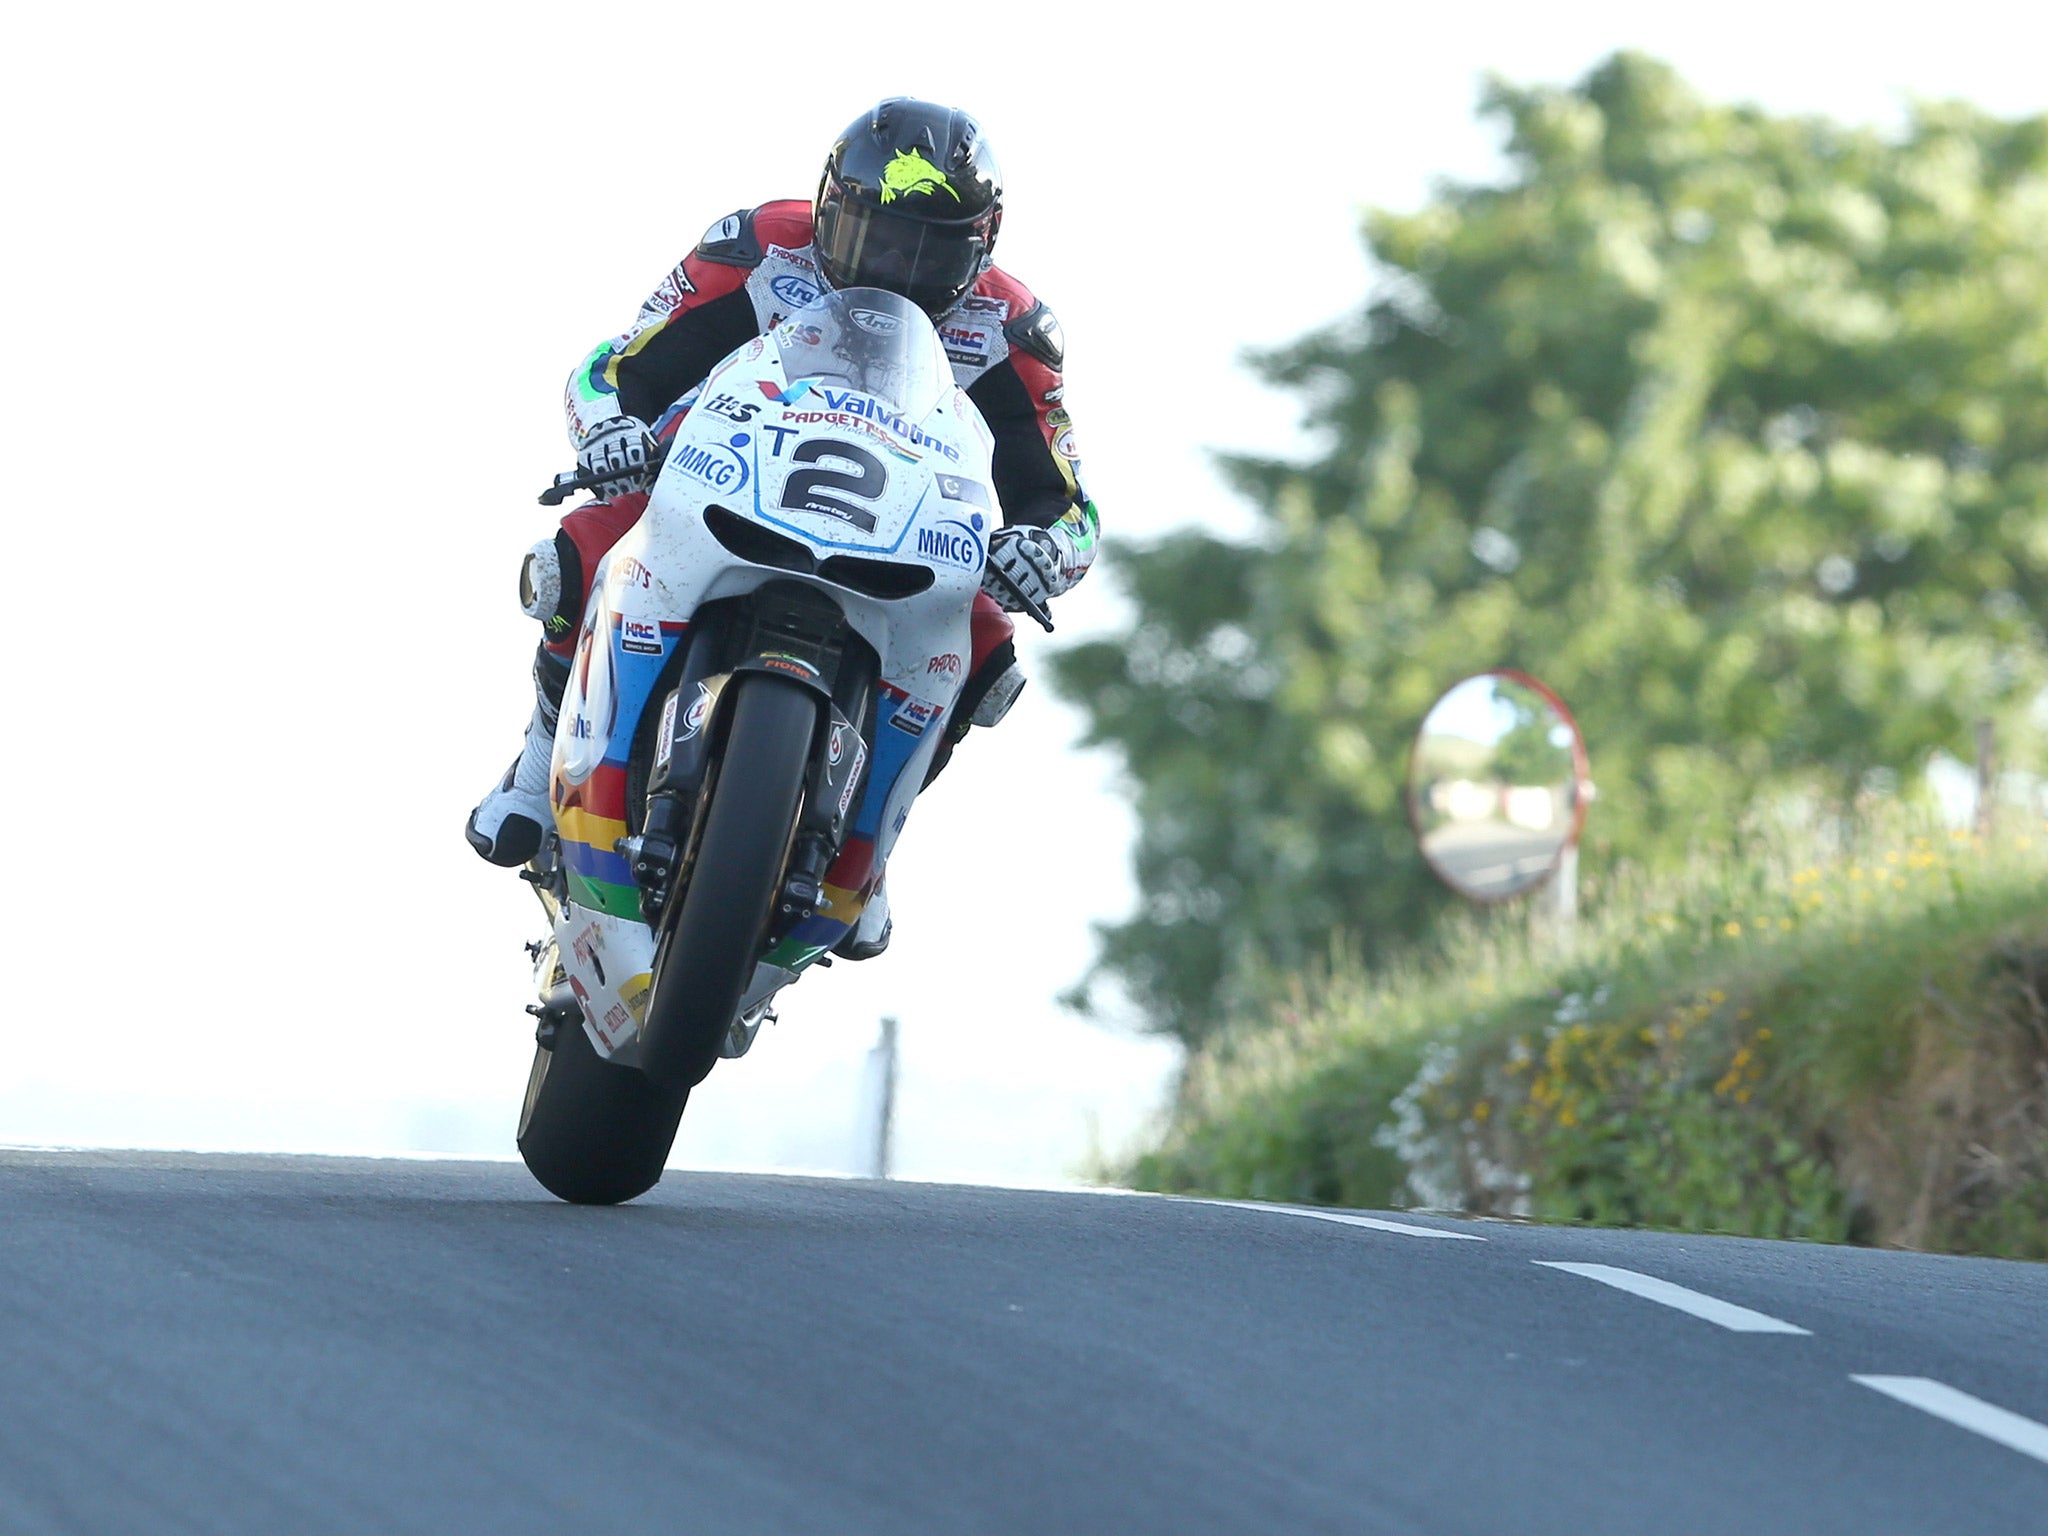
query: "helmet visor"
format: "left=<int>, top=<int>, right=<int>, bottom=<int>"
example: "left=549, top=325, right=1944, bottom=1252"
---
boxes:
left=816, top=197, right=984, bottom=314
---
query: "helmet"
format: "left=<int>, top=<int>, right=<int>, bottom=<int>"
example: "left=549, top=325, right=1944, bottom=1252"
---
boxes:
left=814, top=98, right=1003, bottom=318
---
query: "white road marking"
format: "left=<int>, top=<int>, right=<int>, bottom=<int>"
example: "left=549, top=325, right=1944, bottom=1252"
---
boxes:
left=1534, top=1261, right=1811, bottom=1333
left=1852, top=1376, right=2048, bottom=1466
left=1211, top=1200, right=1487, bottom=1241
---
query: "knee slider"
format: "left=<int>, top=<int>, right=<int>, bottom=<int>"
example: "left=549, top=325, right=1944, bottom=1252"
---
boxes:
left=519, top=535, right=583, bottom=642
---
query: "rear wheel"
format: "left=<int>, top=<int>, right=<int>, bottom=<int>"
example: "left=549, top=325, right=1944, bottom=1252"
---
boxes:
left=639, top=675, right=816, bottom=1090
left=516, top=1009, right=688, bottom=1205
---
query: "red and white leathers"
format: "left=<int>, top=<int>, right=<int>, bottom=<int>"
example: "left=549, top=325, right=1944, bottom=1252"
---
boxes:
left=543, top=199, right=1099, bottom=672
left=471, top=201, right=1098, bottom=880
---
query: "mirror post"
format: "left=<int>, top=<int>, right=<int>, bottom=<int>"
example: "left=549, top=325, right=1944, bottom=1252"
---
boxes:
left=1539, top=841, right=1579, bottom=946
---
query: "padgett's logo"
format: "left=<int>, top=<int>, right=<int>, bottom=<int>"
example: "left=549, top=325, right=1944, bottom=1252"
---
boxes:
left=879, top=149, right=960, bottom=205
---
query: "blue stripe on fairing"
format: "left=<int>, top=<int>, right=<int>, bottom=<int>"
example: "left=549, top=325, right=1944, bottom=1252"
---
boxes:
left=561, top=836, right=633, bottom=887
left=850, top=689, right=937, bottom=841
left=601, top=620, right=687, bottom=771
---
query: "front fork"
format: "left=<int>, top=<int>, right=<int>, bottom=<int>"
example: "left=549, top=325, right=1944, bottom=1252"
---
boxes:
left=627, top=583, right=877, bottom=938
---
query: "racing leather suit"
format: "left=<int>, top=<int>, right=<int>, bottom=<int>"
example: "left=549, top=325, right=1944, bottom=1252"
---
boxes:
left=541, top=199, right=1099, bottom=716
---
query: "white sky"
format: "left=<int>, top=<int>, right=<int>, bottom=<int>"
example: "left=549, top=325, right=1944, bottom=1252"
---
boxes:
left=5, top=2, right=2042, bottom=1185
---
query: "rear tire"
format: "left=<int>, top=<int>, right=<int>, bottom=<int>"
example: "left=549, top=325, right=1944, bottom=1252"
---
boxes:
left=639, top=675, right=816, bottom=1090
left=516, top=1013, right=688, bottom=1205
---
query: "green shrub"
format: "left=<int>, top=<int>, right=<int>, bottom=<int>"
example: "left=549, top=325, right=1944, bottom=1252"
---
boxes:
left=1131, top=814, right=2048, bottom=1256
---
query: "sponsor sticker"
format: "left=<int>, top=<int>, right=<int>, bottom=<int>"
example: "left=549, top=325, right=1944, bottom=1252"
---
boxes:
left=757, top=651, right=819, bottom=684
left=916, top=520, right=984, bottom=570
left=852, top=307, right=903, bottom=335
left=888, top=697, right=943, bottom=737
left=680, top=682, right=712, bottom=740
left=621, top=617, right=663, bottom=655
left=620, top=972, right=652, bottom=1022
left=828, top=723, right=847, bottom=766
left=838, top=737, right=867, bottom=818
left=772, top=274, right=821, bottom=309
left=702, top=392, right=760, bottom=424
left=1053, top=426, right=1080, bottom=460
left=648, top=264, right=696, bottom=312
left=936, top=473, right=991, bottom=509
left=927, top=653, right=962, bottom=676
left=708, top=213, right=742, bottom=245
left=655, top=692, right=679, bottom=768
left=668, top=441, right=751, bottom=493
left=572, top=923, right=607, bottom=983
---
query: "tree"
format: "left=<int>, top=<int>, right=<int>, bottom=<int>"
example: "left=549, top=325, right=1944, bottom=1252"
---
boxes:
left=1054, top=53, right=2048, bottom=1046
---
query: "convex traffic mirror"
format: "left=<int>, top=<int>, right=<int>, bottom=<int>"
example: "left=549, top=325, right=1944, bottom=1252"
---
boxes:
left=1407, top=670, right=1589, bottom=902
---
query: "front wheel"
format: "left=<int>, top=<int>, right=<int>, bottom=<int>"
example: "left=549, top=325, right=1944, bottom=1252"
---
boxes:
left=516, top=1009, right=689, bottom=1205
left=639, top=674, right=816, bottom=1090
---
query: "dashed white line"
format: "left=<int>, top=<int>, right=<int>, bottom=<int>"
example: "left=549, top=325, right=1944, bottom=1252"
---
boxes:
left=1534, top=1261, right=1811, bottom=1334
left=1211, top=1200, right=1487, bottom=1241
left=1852, top=1376, right=2048, bottom=1467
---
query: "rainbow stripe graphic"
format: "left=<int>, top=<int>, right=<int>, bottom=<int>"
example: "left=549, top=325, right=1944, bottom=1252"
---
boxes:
left=552, top=614, right=688, bottom=920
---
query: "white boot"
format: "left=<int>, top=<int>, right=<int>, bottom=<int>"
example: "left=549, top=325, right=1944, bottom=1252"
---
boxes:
left=465, top=651, right=566, bottom=867
left=833, top=878, right=892, bottom=961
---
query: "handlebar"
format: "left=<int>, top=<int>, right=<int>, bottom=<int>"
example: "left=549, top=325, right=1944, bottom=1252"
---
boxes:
left=536, top=442, right=671, bottom=507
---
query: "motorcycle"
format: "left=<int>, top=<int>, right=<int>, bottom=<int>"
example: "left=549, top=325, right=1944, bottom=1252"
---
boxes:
left=511, top=287, right=1046, bottom=1205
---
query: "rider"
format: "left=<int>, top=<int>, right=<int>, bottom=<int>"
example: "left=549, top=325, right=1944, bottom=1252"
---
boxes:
left=466, top=98, right=1099, bottom=957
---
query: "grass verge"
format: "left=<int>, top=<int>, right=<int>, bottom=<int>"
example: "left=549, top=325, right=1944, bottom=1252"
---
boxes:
left=1130, top=817, right=2048, bottom=1259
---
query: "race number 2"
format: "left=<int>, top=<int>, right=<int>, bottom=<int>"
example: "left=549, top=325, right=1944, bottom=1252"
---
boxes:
left=779, top=441, right=887, bottom=533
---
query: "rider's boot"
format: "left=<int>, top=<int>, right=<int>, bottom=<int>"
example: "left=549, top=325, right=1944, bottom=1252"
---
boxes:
left=465, top=647, right=571, bottom=867
left=830, top=628, right=1027, bottom=961
left=833, top=880, right=893, bottom=961
left=831, top=645, right=1025, bottom=962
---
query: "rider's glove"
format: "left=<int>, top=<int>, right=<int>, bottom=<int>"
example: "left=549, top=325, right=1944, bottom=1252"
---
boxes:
left=981, top=526, right=1063, bottom=614
left=577, top=416, right=659, bottom=501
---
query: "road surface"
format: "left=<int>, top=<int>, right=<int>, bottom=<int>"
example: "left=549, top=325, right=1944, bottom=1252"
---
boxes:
left=2, top=1150, right=2043, bottom=1534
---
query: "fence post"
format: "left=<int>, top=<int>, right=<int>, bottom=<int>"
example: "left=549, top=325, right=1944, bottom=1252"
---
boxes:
left=868, top=1016, right=898, bottom=1180
left=1975, top=719, right=1997, bottom=838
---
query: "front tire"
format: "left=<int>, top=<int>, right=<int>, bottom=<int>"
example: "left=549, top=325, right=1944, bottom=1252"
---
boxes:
left=639, top=675, right=815, bottom=1090
left=516, top=1010, right=689, bottom=1205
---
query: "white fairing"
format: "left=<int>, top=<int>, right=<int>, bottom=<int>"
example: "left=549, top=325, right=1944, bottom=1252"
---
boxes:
left=547, top=289, right=999, bottom=1063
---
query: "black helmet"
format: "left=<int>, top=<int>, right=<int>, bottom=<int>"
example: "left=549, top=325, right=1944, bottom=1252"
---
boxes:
left=814, top=98, right=1003, bottom=318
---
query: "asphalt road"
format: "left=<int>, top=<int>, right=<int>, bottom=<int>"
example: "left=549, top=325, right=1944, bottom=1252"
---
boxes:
left=1418, top=822, right=1563, bottom=896
left=3, top=1150, right=2044, bottom=1535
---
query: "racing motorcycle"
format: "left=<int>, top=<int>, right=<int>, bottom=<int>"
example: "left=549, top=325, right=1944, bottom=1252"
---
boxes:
left=512, top=287, right=1043, bottom=1205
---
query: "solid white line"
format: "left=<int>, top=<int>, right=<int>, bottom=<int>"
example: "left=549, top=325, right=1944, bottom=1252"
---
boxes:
left=1535, top=1261, right=1811, bottom=1333
left=1852, top=1376, right=2048, bottom=1466
left=1210, top=1199, right=1488, bottom=1241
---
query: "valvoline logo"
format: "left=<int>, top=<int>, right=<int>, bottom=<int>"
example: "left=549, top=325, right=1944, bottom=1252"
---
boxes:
left=915, top=517, right=984, bottom=570
left=756, top=378, right=817, bottom=407
left=668, top=441, right=751, bottom=493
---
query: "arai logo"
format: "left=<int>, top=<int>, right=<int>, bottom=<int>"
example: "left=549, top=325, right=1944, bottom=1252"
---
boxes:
left=852, top=307, right=902, bottom=336
left=772, top=274, right=821, bottom=308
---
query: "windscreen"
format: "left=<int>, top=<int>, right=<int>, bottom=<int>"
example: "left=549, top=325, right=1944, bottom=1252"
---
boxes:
left=771, top=287, right=946, bottom=420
